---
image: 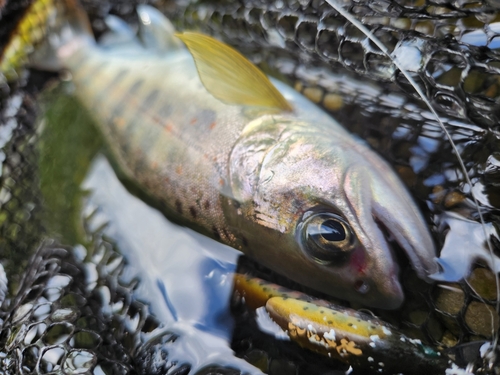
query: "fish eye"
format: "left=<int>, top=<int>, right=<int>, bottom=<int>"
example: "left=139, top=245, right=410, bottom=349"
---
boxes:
left=300, top=212, right=354, bottom=265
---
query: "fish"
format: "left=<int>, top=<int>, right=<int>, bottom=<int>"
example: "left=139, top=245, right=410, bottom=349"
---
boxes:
left=25, top=0, right=438, bottom=309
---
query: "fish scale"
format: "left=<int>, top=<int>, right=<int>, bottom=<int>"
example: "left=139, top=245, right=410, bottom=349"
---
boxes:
left=65, top=46, right=253, bottom=245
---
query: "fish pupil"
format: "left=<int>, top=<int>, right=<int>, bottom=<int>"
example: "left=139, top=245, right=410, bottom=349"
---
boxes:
left=320, top=220, right=345, bottom=242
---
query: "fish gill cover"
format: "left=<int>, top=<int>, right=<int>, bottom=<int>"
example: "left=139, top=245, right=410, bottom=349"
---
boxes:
left=0, top=0, right=500, bottom=374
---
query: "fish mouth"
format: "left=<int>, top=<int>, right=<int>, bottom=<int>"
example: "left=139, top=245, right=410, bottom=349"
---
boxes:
left=342, top=164, right=437, bottom=308
left=371, top=219, right=407, bottom=308
left=363, top=229, right=405, bottom=309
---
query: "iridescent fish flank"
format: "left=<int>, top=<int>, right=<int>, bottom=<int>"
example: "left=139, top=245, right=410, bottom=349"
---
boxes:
left=31, top=1, right=438, bottom=309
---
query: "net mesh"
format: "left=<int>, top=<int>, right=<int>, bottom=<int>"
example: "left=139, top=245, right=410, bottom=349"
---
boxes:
left=0, top=0, right=499, bottom=373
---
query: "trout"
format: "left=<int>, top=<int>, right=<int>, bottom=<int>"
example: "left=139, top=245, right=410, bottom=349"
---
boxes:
left=30, top=1, right=437, bottom=309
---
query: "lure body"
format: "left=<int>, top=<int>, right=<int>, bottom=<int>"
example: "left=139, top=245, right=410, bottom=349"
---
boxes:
left=38, top=4, right=437, bottom=309
left=233, top=274, right=448, bottom=374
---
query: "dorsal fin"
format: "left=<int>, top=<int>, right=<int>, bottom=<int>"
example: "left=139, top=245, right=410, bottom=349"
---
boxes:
left=176, top=32, right=292, bottom=111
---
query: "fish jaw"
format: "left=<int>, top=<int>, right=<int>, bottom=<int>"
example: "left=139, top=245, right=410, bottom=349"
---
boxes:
left=344, top=162, right=439, bottom=281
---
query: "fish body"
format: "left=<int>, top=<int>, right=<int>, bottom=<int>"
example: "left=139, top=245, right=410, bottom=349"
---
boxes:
left=35, top=4, right=437, bottom=309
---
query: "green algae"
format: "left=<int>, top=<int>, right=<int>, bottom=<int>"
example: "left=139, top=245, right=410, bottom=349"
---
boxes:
left=38, top=84, right=102, bottom=246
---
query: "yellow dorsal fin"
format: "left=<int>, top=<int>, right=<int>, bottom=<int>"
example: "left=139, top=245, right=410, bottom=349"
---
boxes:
left=176, top=32, right=292, bottom=111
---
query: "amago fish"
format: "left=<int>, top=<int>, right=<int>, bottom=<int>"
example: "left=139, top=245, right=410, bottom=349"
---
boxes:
left=29, top=0, right=438, bottom=309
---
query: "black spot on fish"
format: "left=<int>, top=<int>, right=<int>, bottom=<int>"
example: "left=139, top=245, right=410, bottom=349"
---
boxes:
left=212, top=225, right=221, bottom=240
left=109, top=68, right=129, bottom=88
left=143, top=88, right=160, bottom=109
left=111, top=79, right=144, bottom=118
left=130, top=79, right=144, bottom=93
left=189, top=206, right=197, bottom=219
left=328, top=320, right=333, bottom=324
left=268, top=294, right=273, bottom=298
left=204, top=200, right=210, bottom=210
left=111, top=79, right=144, bottom=119
left=303, top=307, right=309, bottom=311
left=99, top=69, right=129, bottom=107
left=157, top=104, right=173, bottom=119
left=87, top=60, right=109, bottom=78
left=320, top=310, right=324, bottom=314
left=348, top=323, right=353, bottom=327
left=262, top=287, right=269, bottom=292
left=370, top=326, right=376, bottom=330
left=175, top=199, right=183, bottom=214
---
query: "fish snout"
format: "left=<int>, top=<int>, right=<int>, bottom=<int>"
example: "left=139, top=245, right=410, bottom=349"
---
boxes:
left=360, top=261, right=405, bottom=309
left=342, top=164, right=437, bottom=307
left=366, top=167, right=439, bottom=280
left=346, top=241, right=405, bottom=309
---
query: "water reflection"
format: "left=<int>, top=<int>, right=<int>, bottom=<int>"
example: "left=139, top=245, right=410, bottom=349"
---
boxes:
left=432, top=212, right=500, bottom=282
left=82, top=155, right=263, bottom=374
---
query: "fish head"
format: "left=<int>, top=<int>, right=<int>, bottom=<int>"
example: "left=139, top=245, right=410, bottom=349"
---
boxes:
left=229, top=120, right=437, bottom=309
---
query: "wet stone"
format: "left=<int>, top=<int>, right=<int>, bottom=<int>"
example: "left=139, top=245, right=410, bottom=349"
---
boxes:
left=60, top=293, right=87, bottom=308
left=397, top=166, right=417, bottom=188
left=43, top=323, right=74, bottom=345
left=269, top=358, right=296, bottom=375
left=434, top=285, right=464, bottom=315
left=21, top=345, right=40, bottom=373
left=40, top=346, right=65, bottom=373
left=408, top=310, right=427, bottom=325
left=11, top=303, right=33, bottom=323
left=322, top=93, right=343, bottom=112
left=70, top=331, right=102, bottom=350
left=6, top=324, right=28, bottom=351
left=437, top=314, right=462, bottom=338
left=465, top=301, right=499, bottom=337
left=46, top=274, right=72, bottom=289
left=51, top=308, right=79, bottom=323
left=444, top=191, right=466, bottom=208
left=33, top=303, right=51, bottom=320
left=440, top=330, right=458, bottom=347
left=244, top=349, right=269, bottom=373
left=24, top=322, right=47, bottom=345
left=467, top=267, right=498, bottom=301
left=426, top=314, right=445, bottom=343
left=302, top=86, right=323, bottom=103
left=92, top=362, right=129, bottom=375
left=63, top=349, right=97, bottom=375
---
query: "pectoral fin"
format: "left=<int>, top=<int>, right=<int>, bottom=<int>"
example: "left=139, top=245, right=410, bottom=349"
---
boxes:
left=176, top=32, right=292, bottom=111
